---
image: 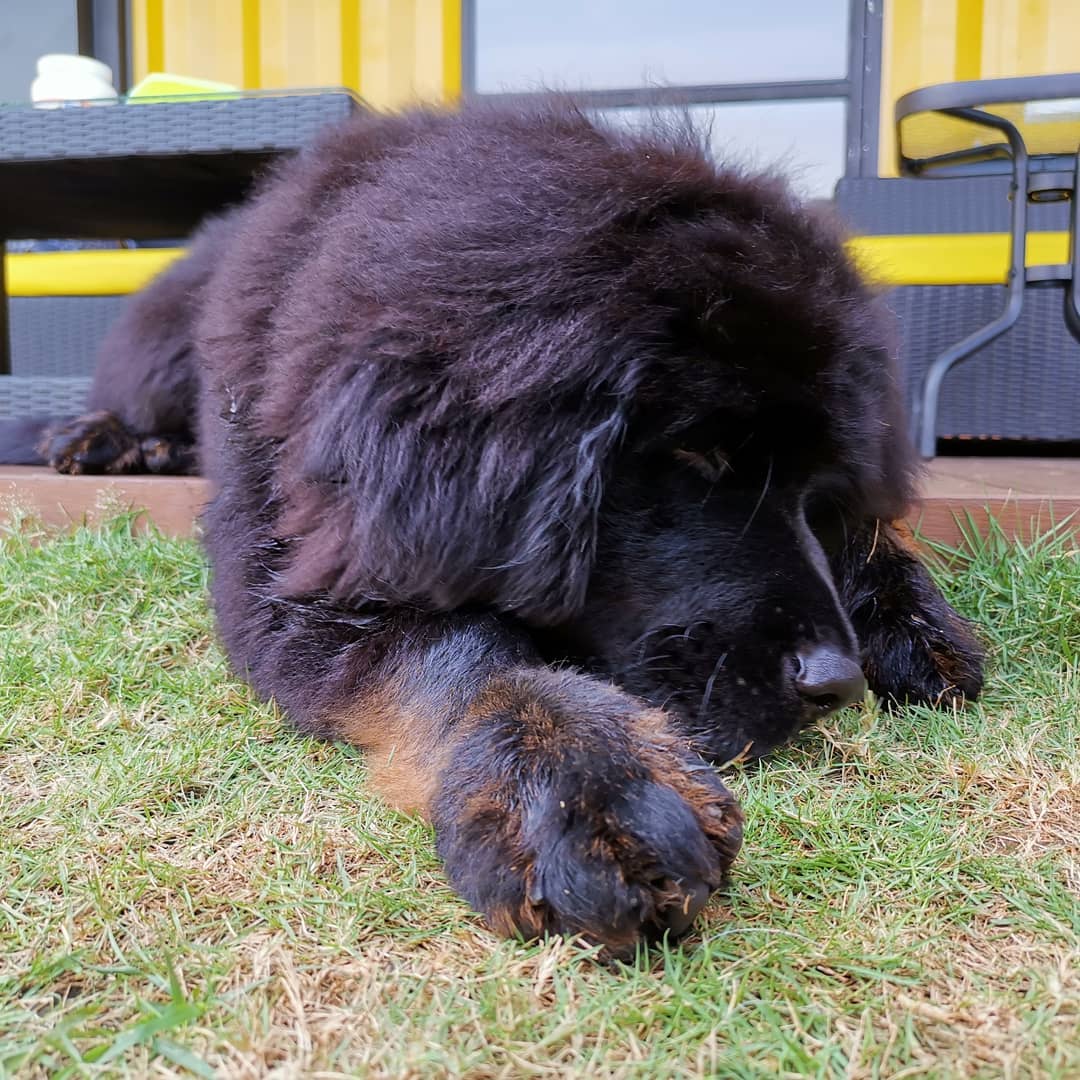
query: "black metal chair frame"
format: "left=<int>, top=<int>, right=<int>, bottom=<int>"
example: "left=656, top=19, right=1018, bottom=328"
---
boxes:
left=895, top=73, right=1080, bottom=457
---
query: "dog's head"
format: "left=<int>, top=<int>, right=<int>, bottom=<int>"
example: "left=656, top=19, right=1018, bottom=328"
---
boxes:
left=275, top=103, right=916, bottom=759
left=559, top=382, right=912, bottom=763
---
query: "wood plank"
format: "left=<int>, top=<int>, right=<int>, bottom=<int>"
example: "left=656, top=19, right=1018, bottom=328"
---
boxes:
left=917, top=458, right=1080, bottom=545
left=0, top=466, right=206, bottom=538
left=3, top=460, right=1079, bottom=548
left=912, top=497, right=1079, bottom=548
left=924, top=456, right=1080, bottom=496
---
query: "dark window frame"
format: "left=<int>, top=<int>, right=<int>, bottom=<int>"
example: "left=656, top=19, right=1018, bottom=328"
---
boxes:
left=461, top=0, right=884, bottom=182
left=76, top=0, right=131, bottom=93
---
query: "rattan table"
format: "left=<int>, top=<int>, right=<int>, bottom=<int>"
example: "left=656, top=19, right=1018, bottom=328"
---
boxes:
left=0, top=89, right=362, bottom=412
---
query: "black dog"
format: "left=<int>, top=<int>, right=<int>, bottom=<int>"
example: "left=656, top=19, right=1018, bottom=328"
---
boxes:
left=2, top=102, right=983, bottom=955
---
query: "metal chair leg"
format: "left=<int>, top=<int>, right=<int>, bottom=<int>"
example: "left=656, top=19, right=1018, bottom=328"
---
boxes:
left=913, top=110, right=1030, bottom=458
left=1065, top=147, right=1080, bottom=344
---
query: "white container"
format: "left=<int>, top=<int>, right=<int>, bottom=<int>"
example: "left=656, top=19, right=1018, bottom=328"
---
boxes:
left=32, top=54, right=118, bottom=107
left=37, top=54, right=115, bottom=82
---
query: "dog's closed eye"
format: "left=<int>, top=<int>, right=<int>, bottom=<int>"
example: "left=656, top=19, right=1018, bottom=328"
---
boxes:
left=673, top=448, right=731, bottom=483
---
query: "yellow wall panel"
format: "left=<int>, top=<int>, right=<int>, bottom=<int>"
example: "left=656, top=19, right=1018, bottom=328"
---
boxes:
left=953, top=0, right=984, bottom=81
left=258, top=0, right=347, bottom=88
left=413, top=0, right=449, bottom=101
left=386, top=0, right=418, bottom=105
left=358, top=0, right=392, bottom=104
left=441, top=0, right=462, bottom=99
left=130, top=0, right=462, bottom=108
left=162, top=0, right=248, bottom=87
left=880, top=0, right=1080, bottom=175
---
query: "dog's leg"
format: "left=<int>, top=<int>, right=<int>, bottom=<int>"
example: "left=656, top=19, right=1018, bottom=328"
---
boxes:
left=40, top=219, right=237, bottom=476
left=832, top=519, right=984, bottom=707
left=249, top=606, right=743, bottom=957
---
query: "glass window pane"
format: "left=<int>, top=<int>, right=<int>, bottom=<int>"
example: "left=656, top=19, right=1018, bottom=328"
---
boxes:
left=600, top=100, right=848, bottom=201
left=475, top=1, right=850, bottom=93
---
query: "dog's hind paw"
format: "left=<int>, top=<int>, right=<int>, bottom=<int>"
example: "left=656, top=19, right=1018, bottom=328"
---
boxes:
left=39, top=411, right=143, bottom=475
left=39, top=412, right=195, bottom=475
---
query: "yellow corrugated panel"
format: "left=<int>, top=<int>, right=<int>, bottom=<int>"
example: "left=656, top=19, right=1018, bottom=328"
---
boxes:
left=5, top=233, right=1072, bottom=297
left=441, top=0, right=462, bottom=99
left=413, top=0, right=448, bottom=101
left=126, top=0, right=249, bottom=88
left=129, top=0, right=461, bottom=107
left=880, top=0, right=1080, bottom=176
left=359, top=0, right=401, bottom=106
left=257, top=0, right=346, bottom=89
left=954, top=0, right=984, bottom=81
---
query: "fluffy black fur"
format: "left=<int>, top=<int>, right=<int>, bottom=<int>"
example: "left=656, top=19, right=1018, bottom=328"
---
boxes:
left=1, top=101, right=984, bottom=953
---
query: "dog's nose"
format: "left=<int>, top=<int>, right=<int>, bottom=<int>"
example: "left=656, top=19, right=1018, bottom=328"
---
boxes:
left=794, top=645, right=866, bottom=713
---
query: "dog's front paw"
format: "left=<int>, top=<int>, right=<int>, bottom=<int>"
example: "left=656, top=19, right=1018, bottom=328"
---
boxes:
left=861, top=603, right=984, bottom=708
left=39, top=411, right=143, bottom=475
left=433, top=671, right=743, bottom=958
left=863, top=539, right=984, bottom=707
left=835, top=521, right=985, bottom=709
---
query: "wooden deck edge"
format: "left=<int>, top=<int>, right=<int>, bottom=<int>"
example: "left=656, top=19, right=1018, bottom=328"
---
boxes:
left=2, top=464, right=1079, bottom=547
left=911, top=499, right=1080, bottom=548
left=1, top=467, right=208, bottom=538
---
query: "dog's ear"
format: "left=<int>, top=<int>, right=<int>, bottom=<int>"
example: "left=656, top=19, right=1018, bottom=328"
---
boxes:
left=273, top=351, right=636, bottom=625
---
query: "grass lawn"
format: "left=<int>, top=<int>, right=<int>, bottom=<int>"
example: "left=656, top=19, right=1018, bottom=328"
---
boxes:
left=1, top=509, right=1077, bottom=1078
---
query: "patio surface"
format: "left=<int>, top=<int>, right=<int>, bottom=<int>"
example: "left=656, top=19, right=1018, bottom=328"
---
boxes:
left=1, top=459, right=1079, bottom=546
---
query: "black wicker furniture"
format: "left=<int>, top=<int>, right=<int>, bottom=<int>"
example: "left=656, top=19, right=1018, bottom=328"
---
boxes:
left=0, top=89, right=363, bottom=417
